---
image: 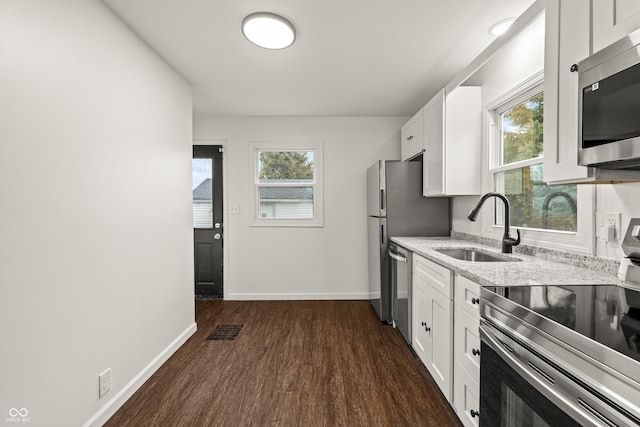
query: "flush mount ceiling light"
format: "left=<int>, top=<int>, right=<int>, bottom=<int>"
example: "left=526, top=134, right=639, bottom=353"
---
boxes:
left=489, top=18, right=515, bottom=36
left=242, top=12, right=296, bottom=50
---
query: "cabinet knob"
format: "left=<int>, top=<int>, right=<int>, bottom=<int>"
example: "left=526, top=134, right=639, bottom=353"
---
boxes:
left=472, top=348, right=480, bottom=356
left=471, top=297, right=480, bottom=305
left=570, top=63, right=578, bottom=72
left=470, top=410, right=480, bottom=418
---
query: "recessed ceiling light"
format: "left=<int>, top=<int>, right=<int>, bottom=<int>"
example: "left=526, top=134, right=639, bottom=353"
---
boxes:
left=489, top=18, right=515, bottom=36
left=242, top=12, right=296, bottom=50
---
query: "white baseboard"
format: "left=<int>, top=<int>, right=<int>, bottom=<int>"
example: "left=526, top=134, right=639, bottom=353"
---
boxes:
left=83, top=322, right=197, bottom=427
left=225, top=292, right=370, bottom=300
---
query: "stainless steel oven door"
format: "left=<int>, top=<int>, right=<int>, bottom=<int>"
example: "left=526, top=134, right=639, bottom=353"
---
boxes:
left=480, top=321, right=632, bottom=427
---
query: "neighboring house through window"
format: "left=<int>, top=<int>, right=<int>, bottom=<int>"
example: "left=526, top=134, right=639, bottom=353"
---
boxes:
left=250, top=142, right=323, bottom=227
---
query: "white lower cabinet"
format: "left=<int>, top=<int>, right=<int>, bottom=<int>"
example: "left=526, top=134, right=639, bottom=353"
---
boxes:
left=412, top=254, right=453, bottom=402
left=412, top=256, right=481, bottom=426
left=453, top=275, right=481, bottom=427
left=453, top=361, right=480, bottom=427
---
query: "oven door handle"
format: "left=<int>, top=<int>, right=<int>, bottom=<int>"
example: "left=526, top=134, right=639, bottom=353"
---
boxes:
left=480, top=323, right=556, bottom=387
left=480, top=323, right=620, bottom=427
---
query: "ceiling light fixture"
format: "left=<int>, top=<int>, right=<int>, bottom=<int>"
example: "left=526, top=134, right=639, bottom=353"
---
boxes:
left=488, top=18, right=515, bottom=36
left=242, top=12, right=296, bottom=50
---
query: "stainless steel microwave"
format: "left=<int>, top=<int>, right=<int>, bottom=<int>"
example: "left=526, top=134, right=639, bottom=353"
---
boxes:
left=578, top=28, right=640, bottom=169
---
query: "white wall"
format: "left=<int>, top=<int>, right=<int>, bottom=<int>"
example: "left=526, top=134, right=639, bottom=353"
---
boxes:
left=194, top=116, right=405, bottom=299
left=452, top=15, right=546, bottom=237
left=0, top=1, right=194, bottom=426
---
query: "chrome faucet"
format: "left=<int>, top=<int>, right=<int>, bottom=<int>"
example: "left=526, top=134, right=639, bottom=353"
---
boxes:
left=468, top=192, right=521, bottom=253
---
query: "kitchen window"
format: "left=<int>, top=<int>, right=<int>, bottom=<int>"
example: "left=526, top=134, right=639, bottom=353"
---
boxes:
left=491, top=86, right=578, bottom=234
left=250, top=142, right=323, bottom=227
left=482, top=74, right=598, bottom=254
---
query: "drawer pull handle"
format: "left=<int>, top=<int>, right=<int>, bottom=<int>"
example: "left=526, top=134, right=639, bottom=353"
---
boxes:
left=470, top=410, right=479, bottom=418
left=471, top=297, right=480, bottom=305
left=472, top=348, right=480, bottom=356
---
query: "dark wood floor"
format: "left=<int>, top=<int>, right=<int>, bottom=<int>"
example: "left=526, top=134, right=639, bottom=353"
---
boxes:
left=105, top=300, right=463, bottom=427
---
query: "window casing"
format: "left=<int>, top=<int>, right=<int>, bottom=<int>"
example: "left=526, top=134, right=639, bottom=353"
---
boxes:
left=250, top=142, right=323, bottom=227
left=485, top=75, right=593, bottom=253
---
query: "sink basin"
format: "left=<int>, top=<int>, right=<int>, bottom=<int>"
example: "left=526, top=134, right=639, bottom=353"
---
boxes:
left=435, top=248, right=520, bottom=262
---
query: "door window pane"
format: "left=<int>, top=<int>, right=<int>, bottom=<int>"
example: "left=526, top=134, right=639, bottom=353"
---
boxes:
left=193, top=158, right=213, bottom=228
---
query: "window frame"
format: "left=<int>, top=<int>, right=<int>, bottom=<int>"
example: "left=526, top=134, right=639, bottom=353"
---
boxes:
left=249, top=141, right=324, bottom=228
left=482, top=73, right=594, bottom=254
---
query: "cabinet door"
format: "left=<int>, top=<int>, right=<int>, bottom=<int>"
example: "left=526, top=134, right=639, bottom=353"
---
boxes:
left=454, top=305, right=480, bottom=385
left=401, top=109, right=424, bottom=161
left=427, top=285, right=453, bottom=402
left=423, top=90, right=445, bottom=196
left=543, top=0, right=592, bottom=183
left=401, top=120, right=413, bottom=161
left=453, top=362, right=480, bottom=427
left=593, top=0, right=640, bottom=52
left=443, top=87, right=482, bottom=195
left=412, top=272, right=430, bottom=367
left=410, top=110, right=424, bottom=159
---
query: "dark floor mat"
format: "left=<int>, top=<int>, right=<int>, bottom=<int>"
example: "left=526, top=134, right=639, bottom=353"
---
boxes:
left=207, top=324, right=244, bottom=341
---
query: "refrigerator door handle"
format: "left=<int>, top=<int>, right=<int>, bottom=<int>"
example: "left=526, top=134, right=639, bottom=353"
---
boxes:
left=380, top=189, right=384, bottom=211
left=380, top=223, right=384, bottom=244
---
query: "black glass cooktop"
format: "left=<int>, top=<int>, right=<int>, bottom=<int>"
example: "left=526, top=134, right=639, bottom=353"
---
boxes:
left=485, top=284, right=640, bottom=364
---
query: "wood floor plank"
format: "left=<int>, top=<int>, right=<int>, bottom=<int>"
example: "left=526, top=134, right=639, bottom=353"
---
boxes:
left=105, top=300, right=463, bottom=427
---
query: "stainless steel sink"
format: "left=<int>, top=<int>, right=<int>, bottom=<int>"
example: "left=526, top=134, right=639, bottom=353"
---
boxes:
left=435, top=248, right=520, bottom=262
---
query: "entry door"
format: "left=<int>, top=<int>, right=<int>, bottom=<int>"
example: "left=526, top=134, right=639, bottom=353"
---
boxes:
left=193, top=145, right=223, bottom=298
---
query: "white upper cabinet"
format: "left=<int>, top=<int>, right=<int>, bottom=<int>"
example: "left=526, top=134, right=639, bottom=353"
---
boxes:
left=544, top=0, right=640, bottom=184
left=423, top=87, right=482, bottom=197
left=401, top=108, right=424, bottom=161
left=592, top=0, right=640, bottom=53
left=543, top=0, right=592, bottom=184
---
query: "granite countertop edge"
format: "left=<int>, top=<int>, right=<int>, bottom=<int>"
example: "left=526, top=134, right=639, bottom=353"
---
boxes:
left=390, top=236, right=623, bottom=289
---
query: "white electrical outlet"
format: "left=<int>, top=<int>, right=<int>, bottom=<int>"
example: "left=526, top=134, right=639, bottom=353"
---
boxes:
left=595, top=212, right=621, bottom=241
left=99, top=368, right=111, bottom=398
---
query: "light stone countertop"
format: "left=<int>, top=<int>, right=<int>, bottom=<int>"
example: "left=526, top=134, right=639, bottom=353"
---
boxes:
left=390, top=236, right=623, bottom=288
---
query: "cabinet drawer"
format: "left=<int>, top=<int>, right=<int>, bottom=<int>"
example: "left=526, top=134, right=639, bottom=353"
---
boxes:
left=453, top=362, right=480, bottom=427
left=455, top=275, right=480, bottom=318
left=454, top=304, right=480, bottom=385
left=413, top=254, right=452, bottom=298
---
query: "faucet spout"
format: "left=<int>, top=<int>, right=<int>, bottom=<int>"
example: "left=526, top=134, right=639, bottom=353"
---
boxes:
left=468, top=192, right=521, bottom=253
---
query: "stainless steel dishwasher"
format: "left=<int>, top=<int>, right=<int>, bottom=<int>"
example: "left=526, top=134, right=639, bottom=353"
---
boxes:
left=388, top=243, right=412, bottom=345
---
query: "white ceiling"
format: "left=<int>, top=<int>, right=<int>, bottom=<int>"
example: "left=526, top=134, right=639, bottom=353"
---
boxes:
left=102, top=0, right=535, bottom=117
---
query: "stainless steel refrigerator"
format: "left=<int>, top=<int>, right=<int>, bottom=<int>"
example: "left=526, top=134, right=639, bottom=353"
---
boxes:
left=367, top=160, right=450, bottom=324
